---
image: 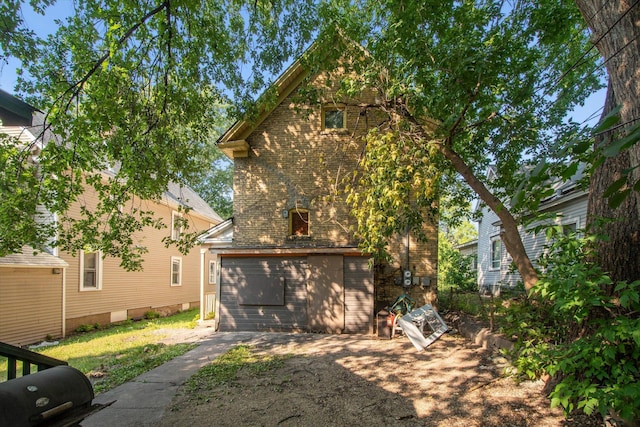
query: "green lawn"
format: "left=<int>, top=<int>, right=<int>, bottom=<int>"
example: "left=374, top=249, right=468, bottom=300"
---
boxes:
left=1, top=309, right=200, bottom=394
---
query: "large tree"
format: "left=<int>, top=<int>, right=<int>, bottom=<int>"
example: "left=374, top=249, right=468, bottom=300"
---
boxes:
left=0, top=1, right=606, bottom=279
left=574, top=1, right=640, bottom=283
left=326, top=0, right=602, bottom=293
left=0, top=0, right=317, bottom=269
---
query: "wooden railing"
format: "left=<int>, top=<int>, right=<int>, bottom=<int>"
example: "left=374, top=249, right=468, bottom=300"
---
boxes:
left=0, top=342, right=67, bottom=380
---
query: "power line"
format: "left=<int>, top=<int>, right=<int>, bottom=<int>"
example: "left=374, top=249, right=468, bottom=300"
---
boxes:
left=555, top=0, right=640, bottom=88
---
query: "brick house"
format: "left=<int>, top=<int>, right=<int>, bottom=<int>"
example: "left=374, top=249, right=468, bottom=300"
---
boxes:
left=206, top=36, right=438, bottom=334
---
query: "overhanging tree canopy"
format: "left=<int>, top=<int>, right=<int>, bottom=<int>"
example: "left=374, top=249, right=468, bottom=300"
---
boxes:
left=1, top=0, right=318, bottom=269
left=1, top=1, right=606, bottom=279
left=321, top=0, right=603, bottom=292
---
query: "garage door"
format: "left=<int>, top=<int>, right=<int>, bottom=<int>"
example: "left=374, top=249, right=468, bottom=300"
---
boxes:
left=218, top=257, right=308, bottom=331
left=344, top=256, right=374, bottom=333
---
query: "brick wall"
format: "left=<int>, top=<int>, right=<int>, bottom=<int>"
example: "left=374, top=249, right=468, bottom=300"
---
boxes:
left=232, top=68, right=438, bottom=306
left=233, top=71, right=378, bottom=248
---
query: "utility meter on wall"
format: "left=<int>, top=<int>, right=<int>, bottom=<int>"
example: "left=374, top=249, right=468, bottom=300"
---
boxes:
left=403, top=270, right=412, bottom=287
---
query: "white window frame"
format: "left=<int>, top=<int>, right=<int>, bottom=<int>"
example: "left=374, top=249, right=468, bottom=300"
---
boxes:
left=171, top=256, right=182, bottom=286
left=559, top=216, right=580, bottom=235
left=171, top=211, right=182, bottom=240
left=490, top=238, right=501, bottom=270
left=80, top=250, right=103, bottom=291
left=208, top=260, right=217, bottom=285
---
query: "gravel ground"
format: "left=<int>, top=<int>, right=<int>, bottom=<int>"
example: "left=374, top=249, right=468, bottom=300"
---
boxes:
left=156, top=324, right=603, bottom=427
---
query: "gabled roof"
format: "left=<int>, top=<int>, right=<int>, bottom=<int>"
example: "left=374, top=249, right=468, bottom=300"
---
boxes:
left=455, top=239, right=478, bottom=251
left=217, top=48, right=313, bottom=159
left=164, top=182, right=223, bottom=223
left=217, top=27, right=359, bottom=159
left=474, top=163, right=587, bottom=219
left=199, top=217, right=233, bottom=246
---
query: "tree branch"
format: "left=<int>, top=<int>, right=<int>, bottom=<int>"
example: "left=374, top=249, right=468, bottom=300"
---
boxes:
left=58, top=1, right=170, bottom=112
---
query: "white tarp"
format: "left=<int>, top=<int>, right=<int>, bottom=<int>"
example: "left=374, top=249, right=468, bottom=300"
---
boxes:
left=397, top=304, right=448, bottom=351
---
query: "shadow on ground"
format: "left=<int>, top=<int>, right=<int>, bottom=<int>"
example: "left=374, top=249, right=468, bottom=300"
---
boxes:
left=159, top=331, right=598, bottom=427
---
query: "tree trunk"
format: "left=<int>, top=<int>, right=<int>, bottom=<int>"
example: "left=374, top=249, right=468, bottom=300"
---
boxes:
left=437, top=144, right=539, bottom=293
left=575, top=0, right=640, bottom=204
left=586, top=81, right=640, bottom=283
left=575, top=1, right=640, bottom=282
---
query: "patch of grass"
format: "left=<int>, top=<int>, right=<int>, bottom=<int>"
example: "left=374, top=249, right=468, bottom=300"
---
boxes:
left=439, top=289, right=487, bottom=316
left=91, top=342, right=196, bottom=394
left=184, top=345, right=292, bottom=400
left=1, top=309, right=199, bottom=390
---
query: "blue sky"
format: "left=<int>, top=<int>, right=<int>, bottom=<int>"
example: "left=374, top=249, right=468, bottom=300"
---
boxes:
left=0, top=1, right=71, bottom=93
left=0, top=1, right=606, bottom=126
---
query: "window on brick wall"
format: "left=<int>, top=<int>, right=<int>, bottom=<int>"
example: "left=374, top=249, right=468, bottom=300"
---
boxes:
left=323, top=105, right=346, bottom=130
left=289, top=208, right=309, bottom=236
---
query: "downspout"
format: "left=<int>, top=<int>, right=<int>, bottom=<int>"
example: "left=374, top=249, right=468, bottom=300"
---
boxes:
left=199, top=248, right=206, bottom=323
left=62, top=267, right=66, bottom=338
left=214, top=253, right=221, bottom=331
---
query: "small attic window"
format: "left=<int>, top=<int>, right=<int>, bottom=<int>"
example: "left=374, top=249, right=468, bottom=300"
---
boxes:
left=323, top=106, right=346, bottom=130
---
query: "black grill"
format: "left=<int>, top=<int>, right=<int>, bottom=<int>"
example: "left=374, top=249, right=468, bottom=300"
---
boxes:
left=0, top=365, right=107, bottom=427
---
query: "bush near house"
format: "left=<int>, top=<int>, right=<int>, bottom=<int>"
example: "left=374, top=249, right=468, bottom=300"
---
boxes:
left=502, top=231, right=640, bottom=424
left=438, top=234, right=477, bottom=293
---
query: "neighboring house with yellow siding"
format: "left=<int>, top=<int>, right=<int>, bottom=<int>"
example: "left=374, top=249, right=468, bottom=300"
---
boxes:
left=0, top=246, right=68, bottom=347
left=60, top=180, right=222, bottom=334
left=0, top=89, right=222, bottom=344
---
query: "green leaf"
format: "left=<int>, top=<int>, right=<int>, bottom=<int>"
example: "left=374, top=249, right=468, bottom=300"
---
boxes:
left=571, top=138, right=591, bottom=155
left=602, top=124, right=640, bottom=158
left=592, top=106, right=621, bottom=134
left=603, top=176, right=628, bottom=198
left=608, top=189, right=631, bottom=209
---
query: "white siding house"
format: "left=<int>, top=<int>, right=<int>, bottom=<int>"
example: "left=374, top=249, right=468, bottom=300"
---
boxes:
left=476, top=169, right=588, bottom=293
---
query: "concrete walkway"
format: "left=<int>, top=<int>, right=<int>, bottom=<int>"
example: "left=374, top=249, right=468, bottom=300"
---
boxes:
left=81, top=331, right=264, bottom=427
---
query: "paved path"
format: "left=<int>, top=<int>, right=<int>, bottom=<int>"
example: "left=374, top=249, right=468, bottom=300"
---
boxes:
left=82, top=331, right=264, bottom=427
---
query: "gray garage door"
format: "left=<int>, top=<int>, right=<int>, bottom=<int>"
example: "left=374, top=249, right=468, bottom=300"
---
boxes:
left=218, top=257, right=308, bottom=331
left=219, top=255, right=373, bottom=333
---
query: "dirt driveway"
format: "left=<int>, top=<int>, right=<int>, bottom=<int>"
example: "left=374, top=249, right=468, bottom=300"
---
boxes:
left=159, top=325, right=600, bottom=427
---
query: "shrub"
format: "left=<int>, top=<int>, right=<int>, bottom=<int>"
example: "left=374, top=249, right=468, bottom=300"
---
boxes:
left=75, top=324, right=95, bottom=333
left=438, top=239, right=477, bottom=292
left=505, top=231, right=640, bottom=423
left=144, top=310, right=161, bottom=319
